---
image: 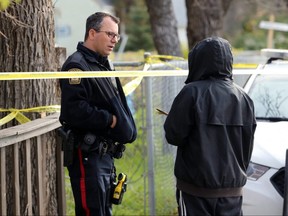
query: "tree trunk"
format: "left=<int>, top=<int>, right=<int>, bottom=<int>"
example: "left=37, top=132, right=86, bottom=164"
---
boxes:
left=145, top=0, right=183, bottom=57
left=0, top=0, right=59, bottom=215
left=185, top=0, right=233, bottom=50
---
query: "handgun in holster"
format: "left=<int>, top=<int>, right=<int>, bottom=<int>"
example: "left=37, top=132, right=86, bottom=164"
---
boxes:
left=111, top=173, right=127, bottom=205
left=57, top=127, right=75, bottom=167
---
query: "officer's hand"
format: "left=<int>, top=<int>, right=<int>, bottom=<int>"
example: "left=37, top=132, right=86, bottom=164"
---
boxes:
left=110, top=115, right=117, bottom=128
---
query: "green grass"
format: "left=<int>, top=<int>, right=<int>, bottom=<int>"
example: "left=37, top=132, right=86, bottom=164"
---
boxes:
left=65, top=169, right=75, bottom=216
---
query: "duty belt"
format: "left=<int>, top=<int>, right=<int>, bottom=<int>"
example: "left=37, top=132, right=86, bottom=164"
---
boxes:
left=82, top=133, right=125, bottom=159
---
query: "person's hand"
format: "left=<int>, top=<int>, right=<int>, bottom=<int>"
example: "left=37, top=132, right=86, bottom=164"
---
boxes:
left=110, top=115, right=117, bottom=128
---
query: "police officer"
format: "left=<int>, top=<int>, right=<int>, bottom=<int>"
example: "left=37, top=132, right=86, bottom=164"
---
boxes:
left=59, top=12, right=137, bottom=216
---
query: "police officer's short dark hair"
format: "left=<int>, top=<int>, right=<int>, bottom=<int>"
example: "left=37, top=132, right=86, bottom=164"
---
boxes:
left=84, top=12, right=120, bottom=41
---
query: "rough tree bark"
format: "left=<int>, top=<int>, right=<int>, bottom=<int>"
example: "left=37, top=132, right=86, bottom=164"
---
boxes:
left=145, top=0, right=183, bottom=57
left=0, top=0, right=59, bottom=215
left=185, top=0, right=233, bottom=50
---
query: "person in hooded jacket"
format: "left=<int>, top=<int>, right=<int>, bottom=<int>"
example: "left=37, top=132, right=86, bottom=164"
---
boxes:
left=59, top=12, right=137, bottom=216
left=164, top=37, right=256, bottom=216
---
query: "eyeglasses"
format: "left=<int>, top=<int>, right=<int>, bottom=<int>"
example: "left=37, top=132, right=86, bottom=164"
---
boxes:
left=98, top=30, right=121, bottom=40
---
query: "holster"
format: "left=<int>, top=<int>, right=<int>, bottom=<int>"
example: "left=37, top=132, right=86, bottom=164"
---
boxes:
left=108, top=142, right=126, bottom=159
left=57, top=127, right=75, bottom=167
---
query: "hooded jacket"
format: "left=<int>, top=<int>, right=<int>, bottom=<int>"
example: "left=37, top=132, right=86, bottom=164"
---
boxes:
left=164, top=37, right=256, bottom=197
left=59, top=42, right=137, bottom=144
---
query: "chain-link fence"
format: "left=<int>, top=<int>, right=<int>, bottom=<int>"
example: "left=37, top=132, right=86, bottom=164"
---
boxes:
left=112, top=54, right=188, bottom=215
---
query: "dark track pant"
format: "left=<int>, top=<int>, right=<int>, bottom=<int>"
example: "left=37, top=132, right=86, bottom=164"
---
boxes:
left=68, top=148, right=114, bottom=216
left=177, top=189, right=243, bottom=216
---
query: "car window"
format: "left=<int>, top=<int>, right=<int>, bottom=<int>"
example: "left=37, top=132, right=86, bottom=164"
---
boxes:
left=248, top=75, right=288, bottom=119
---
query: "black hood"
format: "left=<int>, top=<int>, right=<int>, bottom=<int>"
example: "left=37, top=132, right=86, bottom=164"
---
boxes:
left=185, top=37, right=233, bottom=84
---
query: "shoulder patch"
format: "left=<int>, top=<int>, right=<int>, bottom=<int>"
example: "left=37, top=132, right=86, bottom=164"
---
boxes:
left=68, top=68, right=82, bottom=85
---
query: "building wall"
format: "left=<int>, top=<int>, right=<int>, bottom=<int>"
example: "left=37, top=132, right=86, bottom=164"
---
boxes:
left=54, top=0, right=113, bottom=55
left=172, top=0, right=187, bottom=46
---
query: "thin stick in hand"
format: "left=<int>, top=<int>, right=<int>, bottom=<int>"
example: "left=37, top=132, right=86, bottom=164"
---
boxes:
left=156, top=108, right=168, bottom=116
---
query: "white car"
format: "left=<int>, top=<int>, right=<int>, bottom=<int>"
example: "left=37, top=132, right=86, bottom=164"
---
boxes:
left=241, top=49, right=288, bottom=216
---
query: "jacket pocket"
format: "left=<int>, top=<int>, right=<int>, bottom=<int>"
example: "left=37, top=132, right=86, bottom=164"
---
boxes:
left=108, top=96, right=137, bottom=144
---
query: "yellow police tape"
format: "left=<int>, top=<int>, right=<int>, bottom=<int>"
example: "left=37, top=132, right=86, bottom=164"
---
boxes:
left=0, top=70, right=186, bottom=126
left=0, top=70, right=189, bottom=80
left=123, top=76, right=143, bottom=96
left=122, top=55, right=187, bottom=94
left=145, top=54, right=185, bottom=64
left=0, top=50, right=260, bottom=127
left=0, top=54, right=187, bottom=126
left=0, top=68, right=259, bottom=126
left=0, top=105, right=61, bottom=126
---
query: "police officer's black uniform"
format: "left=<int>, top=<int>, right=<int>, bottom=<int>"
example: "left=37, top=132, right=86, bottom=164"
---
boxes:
left=59, top=42, right=137, bottom=216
